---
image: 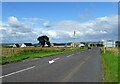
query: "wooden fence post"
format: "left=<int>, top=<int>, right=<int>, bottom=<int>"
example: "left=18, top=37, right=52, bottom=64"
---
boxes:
left=104, top=47, right=106, bottom=53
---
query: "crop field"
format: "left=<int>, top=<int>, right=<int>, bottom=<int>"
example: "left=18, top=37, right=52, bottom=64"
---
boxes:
left=2, top=47, right=67, bottom=57
left=1, top=47, right=85, bottom=64
left=101, top=48, right=119, bottom=82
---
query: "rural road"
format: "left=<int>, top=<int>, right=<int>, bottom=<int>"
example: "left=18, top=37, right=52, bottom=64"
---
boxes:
left=2, top=47, right=102, bottom=82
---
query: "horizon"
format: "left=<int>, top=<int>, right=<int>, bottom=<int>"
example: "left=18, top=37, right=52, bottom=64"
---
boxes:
left=1, top=40, right=119, bottom=44
left=1, top=2, right=118, bottom=43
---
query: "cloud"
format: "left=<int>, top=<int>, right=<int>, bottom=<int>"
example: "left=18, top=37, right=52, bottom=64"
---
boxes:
left=8, top=16, right=21, bottom=27
left=42, top=21, right=51, bottom=27
left=1, top=15, right=118, bottom=43
left=1, top=16, right=38, bottom=43
left=53, top=15, right=118, bottom=41
left=22, top=17, right=51, bottom=28
left=45, top=30, right=57, bottom=38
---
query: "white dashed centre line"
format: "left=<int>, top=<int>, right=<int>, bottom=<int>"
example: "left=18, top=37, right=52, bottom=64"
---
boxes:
left=49, top=58, right=60, bottom=64
left=0, top=66, right=35, bottom=79
left=67, top=54, right=74, bottom=57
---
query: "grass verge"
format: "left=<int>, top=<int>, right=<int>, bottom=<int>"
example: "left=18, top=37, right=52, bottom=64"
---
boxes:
left=1, top=47, right=85, bottom=65
left=101, top=48, right=118, bottom=82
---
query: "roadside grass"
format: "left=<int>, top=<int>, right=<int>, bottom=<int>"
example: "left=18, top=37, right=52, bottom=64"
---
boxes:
left=1, top=47, right=85, bottom=65
left=101, top=48, right=118, bottom=82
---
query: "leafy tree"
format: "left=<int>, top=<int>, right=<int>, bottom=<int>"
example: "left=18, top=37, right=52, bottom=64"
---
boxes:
left=37, top=35, right=51, bottom=47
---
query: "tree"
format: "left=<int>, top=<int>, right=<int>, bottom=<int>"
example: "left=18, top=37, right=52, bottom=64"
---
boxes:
left=37, top=35, right=51, bottom=47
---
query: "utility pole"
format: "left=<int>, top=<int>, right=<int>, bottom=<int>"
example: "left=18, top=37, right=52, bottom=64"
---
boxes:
left=74, top=31, right=76, bottom=47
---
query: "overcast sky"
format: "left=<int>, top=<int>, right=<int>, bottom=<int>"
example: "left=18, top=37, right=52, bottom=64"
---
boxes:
left=1, top=2, right=118, bottom=43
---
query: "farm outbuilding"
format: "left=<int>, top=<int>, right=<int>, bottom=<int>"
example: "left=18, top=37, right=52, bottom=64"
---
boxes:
left=21, top=43, right=34, bottom=47
left=79, top=44, right=85, bottom=47
left=13, top=44, right=20, bottom=48
left=103, top=40, right=116, bottom=48
left=52, top=43, right=71, bottom=47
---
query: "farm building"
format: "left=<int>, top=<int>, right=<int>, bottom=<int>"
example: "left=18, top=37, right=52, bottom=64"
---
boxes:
left=21, top=43, right=34, bottom=47
left=13, top=44, right=20, bottom=48
left=103, top=40, right=116, bottom=48
left=52, top=43, right=71, bottom=47
left=71, top=42, right=80, bottom=47
left=79, top=44, right=85, bottom=47
left=115, top=41, right=120, bottom=47
left=71, top=42, right=86, bottom=47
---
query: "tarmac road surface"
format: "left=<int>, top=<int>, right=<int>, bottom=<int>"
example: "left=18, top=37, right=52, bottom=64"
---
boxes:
left=2, top=47, right=102, bottom=82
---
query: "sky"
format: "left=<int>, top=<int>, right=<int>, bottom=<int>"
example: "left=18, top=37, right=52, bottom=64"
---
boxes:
left=1, top=2, right=118, bottom=43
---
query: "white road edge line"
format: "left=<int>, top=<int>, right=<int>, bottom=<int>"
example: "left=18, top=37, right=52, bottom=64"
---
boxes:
left=0, top=66, right=35, bottom=79
left=49, top=58, right=60, bottom=64
left=67, top=54, right=74, bottom=57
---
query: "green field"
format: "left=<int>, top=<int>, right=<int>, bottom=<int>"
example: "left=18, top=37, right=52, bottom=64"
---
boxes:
left=1, top=47, right=85, bottom=65
left=101, top=48, right=118, bottom=82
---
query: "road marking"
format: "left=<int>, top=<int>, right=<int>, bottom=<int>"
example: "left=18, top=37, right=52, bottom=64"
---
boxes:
left=67, top=54, right=74, bottom=57
left=49, top=58, right=60, bottom=64
left=0, top=66, right=35, bottom=79
left=61, top=61, right=85, bottom=82
left=85, top=56, right=90, bottom=61
left=61, top=55, right=91, bottom=82
left=49, top=60, right=55, bottom=64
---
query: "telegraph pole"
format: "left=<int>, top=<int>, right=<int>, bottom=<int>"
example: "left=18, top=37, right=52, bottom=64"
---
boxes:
left=74, top=31, right=76, bottom=47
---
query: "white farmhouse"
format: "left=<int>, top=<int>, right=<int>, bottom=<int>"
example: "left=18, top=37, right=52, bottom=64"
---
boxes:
left=103, top=40, right=116, bottom=48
